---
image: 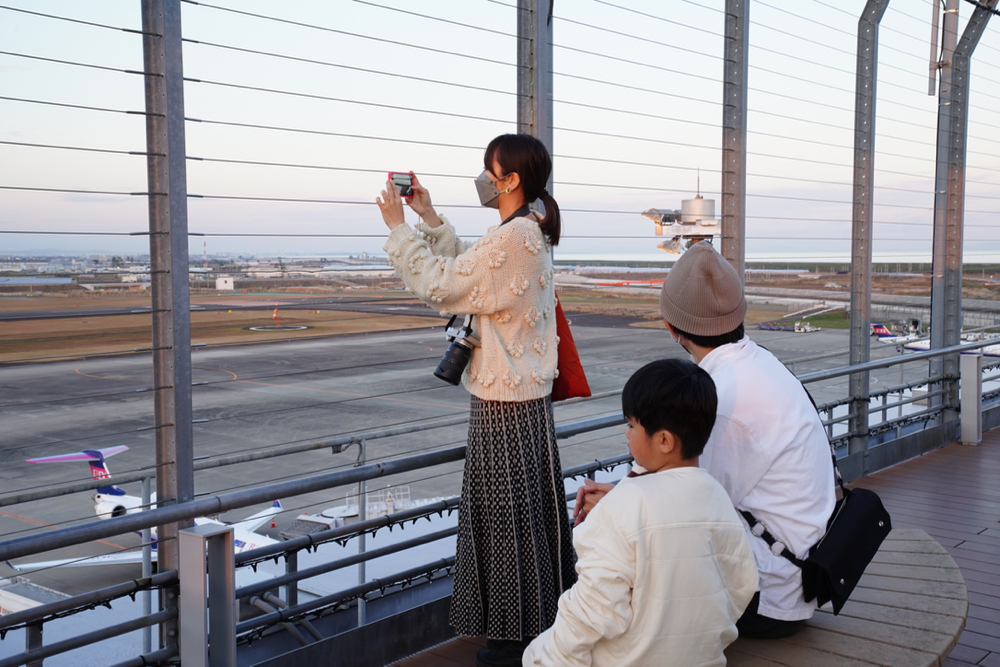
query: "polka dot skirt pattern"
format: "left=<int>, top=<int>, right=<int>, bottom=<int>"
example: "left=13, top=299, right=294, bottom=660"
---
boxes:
left=449, top=395, right=578, bottom=640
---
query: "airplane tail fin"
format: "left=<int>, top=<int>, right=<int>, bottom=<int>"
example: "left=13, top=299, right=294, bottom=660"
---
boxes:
left=870, top=323, right=893, bottom=338
left=26, top=446, right=129, bottom=497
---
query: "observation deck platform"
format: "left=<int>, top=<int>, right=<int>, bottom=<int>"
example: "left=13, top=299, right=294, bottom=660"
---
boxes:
left=394, top=428, right=1000, bottom=667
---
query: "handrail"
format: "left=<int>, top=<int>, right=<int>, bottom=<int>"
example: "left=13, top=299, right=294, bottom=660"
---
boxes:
left=0, top=609, right=177, bottom=667
left=1, top=344, right=987, bottom=563
left=233, top=558, right=455, bottom=637
left=0, top=392, right=624, bottom=509
left=2, top=338, right=981, bottom=511
left=797, top=338, right=994, bottom=384
left=0, top=570, right=178, bottom=632
left=236, top=497, right=459, bottom=567
left=0, top=447, right=466, bottom=563
left=235, top=527, right=457, bottom=599
left=0, top=341, right=994, bottom=665
left=0, top=409, right=626, bottom=563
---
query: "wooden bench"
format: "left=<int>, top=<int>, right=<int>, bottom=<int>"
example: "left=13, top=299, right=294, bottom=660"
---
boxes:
left=725, top=528, right=969, bottom=667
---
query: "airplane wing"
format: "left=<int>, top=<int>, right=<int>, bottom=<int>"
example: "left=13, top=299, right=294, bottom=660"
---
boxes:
left=11, top=550, right=152, bottom=571
left=228, top=500, right=282, bottom=534
left=26, top=445, right=129, bottom=464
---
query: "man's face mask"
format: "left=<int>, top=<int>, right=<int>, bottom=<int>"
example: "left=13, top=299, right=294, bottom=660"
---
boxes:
left=474, top=170, right=502, bottom=209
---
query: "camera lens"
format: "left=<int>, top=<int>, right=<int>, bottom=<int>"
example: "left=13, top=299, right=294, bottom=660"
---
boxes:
left=434, top=339, right=474, bottom=385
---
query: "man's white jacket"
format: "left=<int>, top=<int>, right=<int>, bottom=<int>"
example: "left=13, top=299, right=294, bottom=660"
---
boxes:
left=699, top=337, right=837, bottom=621
left=524, top=467, right=758, bottom=667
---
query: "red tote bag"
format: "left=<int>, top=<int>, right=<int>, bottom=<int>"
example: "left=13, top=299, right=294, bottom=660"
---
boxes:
left=551, top=297, right=591, bottom=402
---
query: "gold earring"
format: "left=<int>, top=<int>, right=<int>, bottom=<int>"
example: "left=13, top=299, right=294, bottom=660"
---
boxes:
left=504, top=187, right=510, bottom=194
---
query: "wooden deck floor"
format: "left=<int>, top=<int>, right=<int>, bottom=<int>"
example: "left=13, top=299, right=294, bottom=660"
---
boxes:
left=393, top=428, right=1000, bottom=667
left=852, top=429, right=1000, bottom=667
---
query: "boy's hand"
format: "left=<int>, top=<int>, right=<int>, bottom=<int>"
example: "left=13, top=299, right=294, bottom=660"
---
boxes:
left=572, top=479, right=614, bottom=525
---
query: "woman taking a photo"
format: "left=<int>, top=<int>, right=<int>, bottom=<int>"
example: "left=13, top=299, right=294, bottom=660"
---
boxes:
left=376, top=134, right=576, bottom=667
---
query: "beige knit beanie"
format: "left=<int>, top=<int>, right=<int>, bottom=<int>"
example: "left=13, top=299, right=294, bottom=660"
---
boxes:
left=659, top=242, right=747, bottom=336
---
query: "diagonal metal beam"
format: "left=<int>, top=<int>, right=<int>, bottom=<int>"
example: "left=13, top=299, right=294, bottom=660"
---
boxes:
left=930, top=0, right=996, bottom=418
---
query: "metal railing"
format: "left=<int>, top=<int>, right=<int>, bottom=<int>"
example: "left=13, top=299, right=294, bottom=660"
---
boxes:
left=1, top=342, right=996, bottom=666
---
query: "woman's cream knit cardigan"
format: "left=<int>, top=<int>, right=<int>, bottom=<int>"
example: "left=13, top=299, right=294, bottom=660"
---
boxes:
left=384, top=215, right=558, bottom=403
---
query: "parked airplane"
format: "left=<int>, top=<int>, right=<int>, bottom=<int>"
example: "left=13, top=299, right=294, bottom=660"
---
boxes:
left=871, top=322, right=919, bottom=343
left=899, top=336, right=1000, bottom=357
left=9, top=447, right=282, bottom=572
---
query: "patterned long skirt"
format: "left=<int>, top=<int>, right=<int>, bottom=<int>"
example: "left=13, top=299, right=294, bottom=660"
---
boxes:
left=449, top=395, right=578, bottom=640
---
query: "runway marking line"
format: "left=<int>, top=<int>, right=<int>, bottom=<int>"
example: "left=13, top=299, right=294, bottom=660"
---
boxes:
left=236, top=379, right=457, bottom=409
left=193, top=365, right=238, bottom=380
left=0, top=509, right=126, bottom=550
left=74, top=366, right=133, bottom=381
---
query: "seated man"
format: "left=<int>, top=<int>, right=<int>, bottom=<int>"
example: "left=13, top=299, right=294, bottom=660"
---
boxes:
left=575, top=243, right=836, bottom=638
left=524, top=359, right=757, bottom=667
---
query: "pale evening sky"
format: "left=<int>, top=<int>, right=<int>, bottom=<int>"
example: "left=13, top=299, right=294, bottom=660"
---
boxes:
left=1, top=0, right=999, bottom=263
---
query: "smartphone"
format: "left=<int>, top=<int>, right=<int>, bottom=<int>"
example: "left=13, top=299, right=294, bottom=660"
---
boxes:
left=388, top=172, right=414, bottom=199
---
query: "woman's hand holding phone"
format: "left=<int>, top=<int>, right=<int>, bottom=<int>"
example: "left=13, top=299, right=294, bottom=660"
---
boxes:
left=378, top=172, right=442, bottom=231
left=376, top=180, right=406, bottom=231
left=406, top=173, right=441, bottom=228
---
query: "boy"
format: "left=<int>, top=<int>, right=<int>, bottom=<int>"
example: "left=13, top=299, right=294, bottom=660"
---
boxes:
left=523, top=359, right=758, bottom=667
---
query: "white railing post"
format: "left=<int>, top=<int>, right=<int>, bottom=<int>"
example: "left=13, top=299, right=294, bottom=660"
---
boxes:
left=961, top=352, right=983, bottom=446
left=179, top=524, right=237, bottom=667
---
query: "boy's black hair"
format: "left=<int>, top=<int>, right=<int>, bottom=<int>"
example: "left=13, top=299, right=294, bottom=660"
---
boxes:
left=670, top=323, right=745, bottom=349
left=621, top=358, right=717, bottom=460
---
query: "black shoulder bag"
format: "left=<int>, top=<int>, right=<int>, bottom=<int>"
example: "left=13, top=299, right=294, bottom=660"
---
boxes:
left=740, top=388, right=892, bottom=615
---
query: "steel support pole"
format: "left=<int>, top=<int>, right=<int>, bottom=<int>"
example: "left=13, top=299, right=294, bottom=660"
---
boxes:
left=356, top=439, right=367, bottom=627
left=517, top=0, right=554, bottom=191
left=25, top=623, right=41, bottom=667
left=848, top=0, right=890, bottom=458
left=930, top=0, right=995, bottom=420
left=141, top=0, right=194, bottom=649
left=721, top=0, right=749, bottom=277
left=285, top=550, right=299, bottom=608
left=142, top=477, right=153, bottom=655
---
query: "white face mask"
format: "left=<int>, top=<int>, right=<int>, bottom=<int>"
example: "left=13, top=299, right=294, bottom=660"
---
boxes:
left=474, top=170, right=502, bottom=209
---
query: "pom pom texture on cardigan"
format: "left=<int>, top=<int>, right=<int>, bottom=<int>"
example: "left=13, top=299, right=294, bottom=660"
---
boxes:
left=384, top=215, right=559, bottom=402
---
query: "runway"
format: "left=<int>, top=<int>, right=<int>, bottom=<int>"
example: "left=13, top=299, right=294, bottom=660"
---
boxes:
left=0, top=315, right=903, bottom=598
left=0, top=294, right=440, bottom=322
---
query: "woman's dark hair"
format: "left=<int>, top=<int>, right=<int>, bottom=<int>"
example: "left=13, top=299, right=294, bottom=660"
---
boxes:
left=671, top=323, right=745, bottom=349
left=484, top=133, right=561, bottom=246
left=621, top=358, right=717, bottom=460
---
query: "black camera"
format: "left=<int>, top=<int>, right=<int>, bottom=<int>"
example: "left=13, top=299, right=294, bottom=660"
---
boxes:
left=434, top=315, right=479, bottom=385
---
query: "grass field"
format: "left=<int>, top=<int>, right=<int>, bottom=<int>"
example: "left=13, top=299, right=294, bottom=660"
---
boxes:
left=0, top=292, right=445, bottom=363
left=0, top=288, right=813, bottom=362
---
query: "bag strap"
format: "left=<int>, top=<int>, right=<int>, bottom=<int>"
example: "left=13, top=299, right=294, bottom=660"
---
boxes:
left=738, top=377, right=844, bottom=569
left=756, top=345, right=845, bottom=495
left=794, top=377, right=847, bottom=497
left=739, top=509, right=807, bottom=568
